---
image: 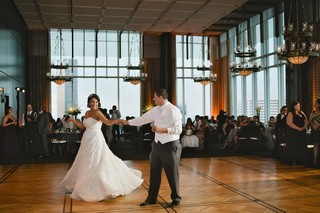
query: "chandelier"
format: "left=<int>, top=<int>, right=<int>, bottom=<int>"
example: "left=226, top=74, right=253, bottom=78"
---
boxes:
left=193, top=36, right=217, bottom=85
left=230, top=49, right=261, bottom=77
left=123, top=62, right=147, bottom=85
left=277, top=0, right=320, bottom=64
left=193, top=71, right=217, bottom=85
left=47, top=29, right=73, bottom=85
left=123, top=33, right=147, bottom=85
left=231, top=22, right=261, bottom=77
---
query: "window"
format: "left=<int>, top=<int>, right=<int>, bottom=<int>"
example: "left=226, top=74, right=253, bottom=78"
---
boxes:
left=176, top=35, right=212, bottom=123
left=49, top=30, right=141, bottom=120
left=230, top=9, right=286, bottom=122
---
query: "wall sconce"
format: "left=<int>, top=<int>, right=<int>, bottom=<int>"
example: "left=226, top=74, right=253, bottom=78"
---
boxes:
left=15, top=87, right=26, bottom=93
left=15, top=87, right=25, bottom=124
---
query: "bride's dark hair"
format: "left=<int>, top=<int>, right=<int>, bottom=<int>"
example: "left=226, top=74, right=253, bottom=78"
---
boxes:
left=87, top=94, right=101, bottom=107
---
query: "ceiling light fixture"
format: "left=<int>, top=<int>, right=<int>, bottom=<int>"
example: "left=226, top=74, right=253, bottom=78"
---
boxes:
left=193, top=36, right=217, bottom=85
left=277, top=0, right=320, bottom=64
left=231, top=21, right=261, bottom=76
left=123, top=33, right=147, bottom=85
left=47, top=29, right=73, bottom=85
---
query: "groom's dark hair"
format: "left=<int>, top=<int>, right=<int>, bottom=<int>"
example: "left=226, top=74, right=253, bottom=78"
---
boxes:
left=155, top=88, right=168, bottom=99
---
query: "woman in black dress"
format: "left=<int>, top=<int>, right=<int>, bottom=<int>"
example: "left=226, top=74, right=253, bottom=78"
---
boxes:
left=286, top=101, right=309, bottom=165
left=1, top=106, right=21, bottom=159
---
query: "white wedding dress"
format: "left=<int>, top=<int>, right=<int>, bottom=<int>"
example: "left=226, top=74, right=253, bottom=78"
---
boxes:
left=61, top=117, right=143, bottom=202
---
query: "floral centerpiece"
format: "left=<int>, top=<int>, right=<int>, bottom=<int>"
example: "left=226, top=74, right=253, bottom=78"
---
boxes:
left=67, top=107, right=81, bottom=118
left=142, top=104, right=154, bottom=114
left=255, top=106, right=261, bottom=117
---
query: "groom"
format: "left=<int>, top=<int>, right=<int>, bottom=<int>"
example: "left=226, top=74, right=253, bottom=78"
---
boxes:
left=121, top=88, right=182, bottom=208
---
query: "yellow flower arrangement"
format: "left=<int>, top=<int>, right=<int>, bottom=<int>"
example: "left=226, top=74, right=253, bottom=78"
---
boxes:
left=142, top=104, right=154, bottom=113
left=67, top=107, right=81, bottom=116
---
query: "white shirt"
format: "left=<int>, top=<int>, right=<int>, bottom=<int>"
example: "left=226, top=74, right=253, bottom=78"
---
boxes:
left=128, top=101, right=182, bottom=144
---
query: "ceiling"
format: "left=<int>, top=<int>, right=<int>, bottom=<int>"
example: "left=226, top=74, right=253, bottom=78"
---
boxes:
left=12, top=0, right=283, bottom=36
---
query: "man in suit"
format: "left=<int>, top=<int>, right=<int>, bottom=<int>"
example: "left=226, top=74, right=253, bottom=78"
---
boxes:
left=274, top=105, right=288, bottom=157
left=21, top=103, right=37, bottom=156
left=111, top=105, right=121, bottom=141
left=121, top=88, right=182, bottom=208
left=36, top=104, right=50, bottom=158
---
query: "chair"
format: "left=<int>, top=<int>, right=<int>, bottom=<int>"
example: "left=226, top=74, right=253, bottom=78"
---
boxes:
left=237, top=126, right=262, bottom=150
left=52, top=139, right=67, bottom=156
left=122, top=125, right=138, bottom=143
left=137, top=124, right=154, bottom=151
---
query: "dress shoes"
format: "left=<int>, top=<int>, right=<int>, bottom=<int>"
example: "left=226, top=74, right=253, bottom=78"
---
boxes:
left=139, top=200, right=157, bottom=206
left=166, top=200, right=180, bottom=208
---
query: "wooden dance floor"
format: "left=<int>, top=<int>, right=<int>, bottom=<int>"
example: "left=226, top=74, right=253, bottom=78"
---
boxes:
left=0, top=156, right=320, bottom=212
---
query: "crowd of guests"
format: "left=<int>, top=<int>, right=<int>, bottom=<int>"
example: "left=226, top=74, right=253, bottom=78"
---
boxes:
left=180, top=101, right=320, bottom=168
left=1, top=103, right=52, bottom=159
left=0, top=103, right=122, bottom=160
left=180, top=115, right=218, bottom=151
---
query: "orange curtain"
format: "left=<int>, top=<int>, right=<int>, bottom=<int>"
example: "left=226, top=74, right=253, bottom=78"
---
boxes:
left=211, top=56, right=231, bottom=117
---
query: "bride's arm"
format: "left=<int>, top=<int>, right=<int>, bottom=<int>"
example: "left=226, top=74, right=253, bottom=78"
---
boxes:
left=67, top=113, right=86, bottom=131
left=96, top=110, right=120, bottom=126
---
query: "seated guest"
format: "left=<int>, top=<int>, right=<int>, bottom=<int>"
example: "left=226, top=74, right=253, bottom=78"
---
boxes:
left=209, top=115, right=217, bottom=125
left=196, top=117, right=209, bottom=151
left=221, top=117, right=237, bottom=149
left=185, top=117, right=194, bottom=129
left=239, top=115, right=249, bottom=127
left=61, top=115, right=70, bottom=131
left=181, top=123, right=199, bottom=148
left=268, top=116, right=276, bottom=128
left=250, top=116, right=265, bottom=130
left=54, top=118, right=63, bottom=131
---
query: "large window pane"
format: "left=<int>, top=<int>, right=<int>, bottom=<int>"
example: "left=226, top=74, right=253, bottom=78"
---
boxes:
left=50, top=30, right=141, bottom=120
left=97, top=31, right=107, bottom=66
left=269, top=67, right=279, bottom=117
left=119, top=81, right=140, bottom=117
left=230, top=10, right=286, bottom=121
left=176, top=35, right=213, bottom=123
left=97, top=78, right=118, bottom=111
left=74, top=30, right=84, bottom=66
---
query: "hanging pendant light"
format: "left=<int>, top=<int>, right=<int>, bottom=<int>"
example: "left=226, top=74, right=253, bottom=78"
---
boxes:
left=193, top=36, right=217, bottom=85
left=123, top=33, right=147, bottom=85
left=277, top=0, right=320, bottom=64
left=230, top=21, right=261, bottom=77
left=47, top=29, right=73, bottom=85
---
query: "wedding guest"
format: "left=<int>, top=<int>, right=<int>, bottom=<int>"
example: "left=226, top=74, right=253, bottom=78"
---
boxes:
left=286, top=101, right=308, bottom=165
left=1, top=106, right=21, bottom=158
left=36, top=104, right=50, bottom=158
left=111, top=105, right=121, bottom=142
left=21, top=103, right=37, bottom=156
left=181, top=123, right=199, bottom=148
left=268, top=116, right=276, bottom=128
left=196, top=117, right=209, bottom=151
left=273, top=106, right=288, bottom=156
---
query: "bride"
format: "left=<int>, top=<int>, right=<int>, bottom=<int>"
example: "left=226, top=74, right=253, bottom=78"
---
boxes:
left=61, top=94, right=143, bottom=202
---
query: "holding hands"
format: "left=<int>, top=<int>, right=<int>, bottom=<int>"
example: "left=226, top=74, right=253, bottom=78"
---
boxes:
left=119, top=119, right=129, bottom=125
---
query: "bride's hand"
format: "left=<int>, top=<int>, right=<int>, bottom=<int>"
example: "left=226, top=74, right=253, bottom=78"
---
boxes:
left=119, top=119, right=129, bottom=125
left=67, top=118, right=73, bottom=123
left=115, top=119, right=123, bottom=126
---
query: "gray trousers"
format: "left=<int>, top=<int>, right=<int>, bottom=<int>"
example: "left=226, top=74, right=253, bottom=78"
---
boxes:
left=146, top=140, right=182, bottom=202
